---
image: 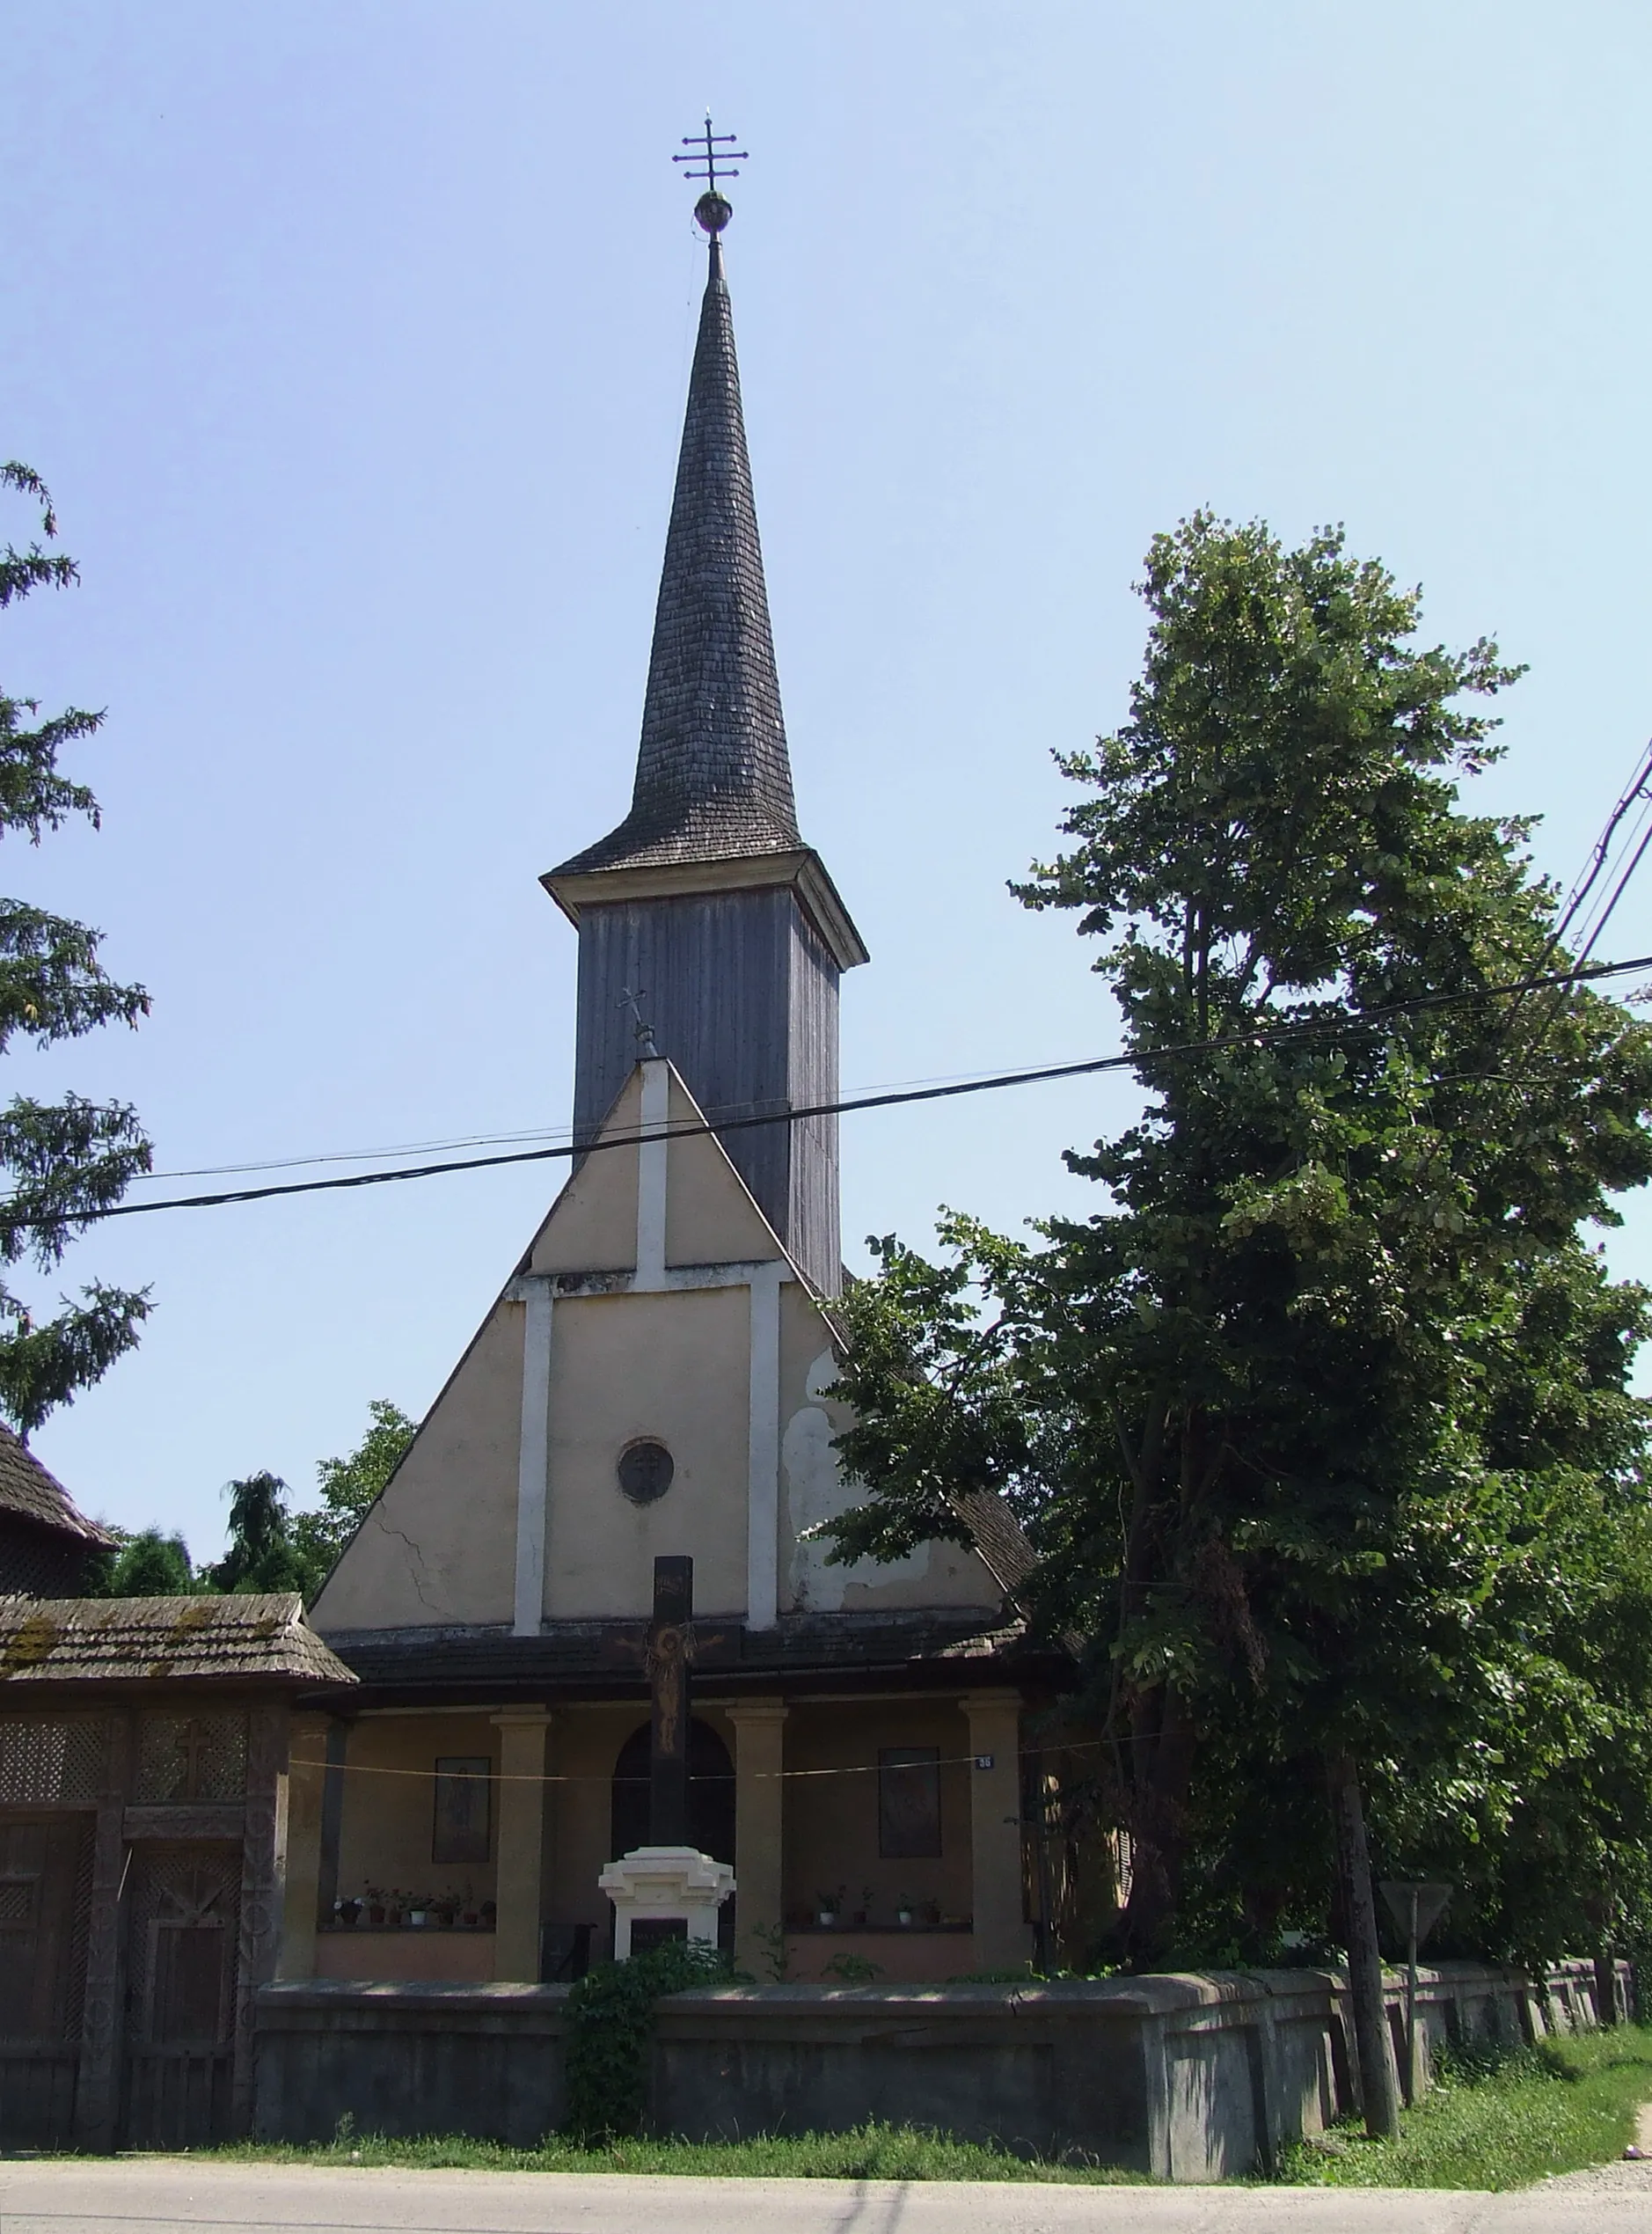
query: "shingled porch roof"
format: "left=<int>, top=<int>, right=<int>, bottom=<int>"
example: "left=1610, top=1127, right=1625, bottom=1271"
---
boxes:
left=0, top=1592, right=355, bottom=1688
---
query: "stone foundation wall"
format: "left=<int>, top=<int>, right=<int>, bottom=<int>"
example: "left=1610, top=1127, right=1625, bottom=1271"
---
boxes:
left=254, top=1957, right=1626, bottom=2178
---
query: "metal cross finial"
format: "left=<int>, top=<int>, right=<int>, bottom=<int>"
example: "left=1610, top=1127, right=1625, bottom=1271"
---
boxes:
left=672, top=114, right=747, bottom=195
left=619, top=985, right=659, bottom=1060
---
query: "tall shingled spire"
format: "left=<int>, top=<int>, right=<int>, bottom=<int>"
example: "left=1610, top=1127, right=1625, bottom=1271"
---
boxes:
left=544, top=132, right=866, bottom=1297
left=548, top=188, right=800, bottom=878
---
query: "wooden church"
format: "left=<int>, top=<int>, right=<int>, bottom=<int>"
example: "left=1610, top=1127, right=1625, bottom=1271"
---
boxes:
left=284, top=174, right=1068, bottom=1989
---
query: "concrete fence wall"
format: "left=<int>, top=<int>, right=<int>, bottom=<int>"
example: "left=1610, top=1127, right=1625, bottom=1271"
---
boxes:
left=254, top=1958, right=1625, bottom=2180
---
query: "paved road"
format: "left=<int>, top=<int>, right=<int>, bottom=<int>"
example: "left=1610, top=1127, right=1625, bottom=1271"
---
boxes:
left=4, top=2160, right=1652, bottom=2234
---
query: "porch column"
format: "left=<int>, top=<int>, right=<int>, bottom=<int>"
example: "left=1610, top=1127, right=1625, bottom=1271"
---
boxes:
left=727, top=1701, right=787, bottom=1976
left=277, top=1712, right=329, bottom=1980
left=492, top=1707, right=552, bottom=1981
left=962, top=1690, right=1031, bottom=1973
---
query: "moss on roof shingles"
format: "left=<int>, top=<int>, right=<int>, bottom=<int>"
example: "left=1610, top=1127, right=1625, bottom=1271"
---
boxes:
left=0, top=1591, right=355, bottom=1686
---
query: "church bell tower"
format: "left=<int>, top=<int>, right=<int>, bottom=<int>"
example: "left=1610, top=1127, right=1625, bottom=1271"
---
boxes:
left=542, top=151, right=866, bottom=1297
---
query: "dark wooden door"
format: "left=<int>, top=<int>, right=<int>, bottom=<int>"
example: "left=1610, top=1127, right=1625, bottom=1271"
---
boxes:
left=121, top=1843, right=240, bottom=2148
left=0, top=1814, right=93, bottom=2147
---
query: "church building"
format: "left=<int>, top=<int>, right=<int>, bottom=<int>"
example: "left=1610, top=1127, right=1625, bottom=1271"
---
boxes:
left=284, top=168, right=1068, bottom=1989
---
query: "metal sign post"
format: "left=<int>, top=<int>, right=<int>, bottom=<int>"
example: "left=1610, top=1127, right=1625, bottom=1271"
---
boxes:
left=1379, top=1881, right=1452, bottom=2104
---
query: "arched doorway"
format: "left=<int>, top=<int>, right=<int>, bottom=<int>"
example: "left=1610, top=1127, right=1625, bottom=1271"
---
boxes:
left=609, top=1718, right=735, bottom=1866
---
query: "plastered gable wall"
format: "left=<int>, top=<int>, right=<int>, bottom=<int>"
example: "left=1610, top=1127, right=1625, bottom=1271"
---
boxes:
left=316, top=1073, right=654, bottom=1632
left=312, top=1298, right=523, bottom=1631
left=530, top=1066, right=783, bottom=1619
left=315, top=1057, right=1003, bottom=1637
left=662, top=1071, right=776, bottom=1267
left=777, top=1288, right=999, bottom=1615
left=531, top=1070, right=645, bottom=1275
left=542, top=1284, right=751, bottom=1617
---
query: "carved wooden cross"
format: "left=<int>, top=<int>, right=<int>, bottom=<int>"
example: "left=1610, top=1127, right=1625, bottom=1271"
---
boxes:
left=645, top=1556, right=693, bottom=1846
left=174, top=1718, right=211, bottom=1800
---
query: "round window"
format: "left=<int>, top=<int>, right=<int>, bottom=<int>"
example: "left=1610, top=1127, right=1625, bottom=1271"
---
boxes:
left=617, top=1439, right=674, bottom=1504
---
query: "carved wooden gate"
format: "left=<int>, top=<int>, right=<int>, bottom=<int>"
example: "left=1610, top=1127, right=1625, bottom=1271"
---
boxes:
left=121, top=1842, right=242, bottom=2149
left=0, top=1693, right=287, bottom=2152
left=0, top=1813, right=94, bottom=2144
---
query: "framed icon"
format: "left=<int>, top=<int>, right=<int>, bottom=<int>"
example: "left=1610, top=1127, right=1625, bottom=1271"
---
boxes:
left=432, top=1756, right=492, bottom=1864
left=878, top=1746, right=942, bottom=1857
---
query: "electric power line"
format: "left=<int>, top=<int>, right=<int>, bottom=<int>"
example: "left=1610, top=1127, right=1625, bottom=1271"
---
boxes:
left=18, top=949, right=1651, bottom=1233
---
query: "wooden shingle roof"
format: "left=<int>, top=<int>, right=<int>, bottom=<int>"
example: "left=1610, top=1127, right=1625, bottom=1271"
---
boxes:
left=546, top=233, right=800, bottom=882
left=0, top=1425, right=115, bottom=1549
left=0, top=1592, right=355, bottom=1687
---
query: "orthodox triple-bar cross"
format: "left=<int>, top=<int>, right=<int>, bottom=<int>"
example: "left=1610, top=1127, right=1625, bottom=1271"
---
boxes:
left=672, top=115, right=746, bottom=195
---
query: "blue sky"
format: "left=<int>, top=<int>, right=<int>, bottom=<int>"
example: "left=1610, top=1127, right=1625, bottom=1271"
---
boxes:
left=4, top=0, right=1651, bottom=1556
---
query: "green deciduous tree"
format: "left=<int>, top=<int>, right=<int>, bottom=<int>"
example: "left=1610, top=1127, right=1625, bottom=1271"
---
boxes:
left=829, top=518, right=1652, bottom=2050
left=0, top=464, right=150, bottom=1432
left=291, top=1396, right=417, bottom=1597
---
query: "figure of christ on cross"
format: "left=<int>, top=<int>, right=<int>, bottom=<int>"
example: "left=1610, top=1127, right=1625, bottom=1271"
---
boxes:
left=599, top=1553, right=735, bottom=1953
left=646, top=1555, right=694, bottom=1846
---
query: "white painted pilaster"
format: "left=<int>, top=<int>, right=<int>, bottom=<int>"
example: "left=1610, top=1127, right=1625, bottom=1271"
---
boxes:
left=746, top=1259, right=784, bottom=1630
left=635, top=1058, right=669, bottom=1291
left=513, top=1278, right=554, bottom=1637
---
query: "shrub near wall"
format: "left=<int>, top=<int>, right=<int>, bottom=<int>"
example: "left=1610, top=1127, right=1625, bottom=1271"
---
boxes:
left=564, top=1943, right=732, bottom=2141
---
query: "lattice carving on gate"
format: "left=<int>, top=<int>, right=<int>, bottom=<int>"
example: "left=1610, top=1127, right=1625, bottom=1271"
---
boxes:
left=0, top=1716, right=107, bottom=1804
left=136, top=1713, right=247, bottom=1802
left=124, top=1843, right=241, bottom=2047
left=62, top=1818, right=93, bottom=2047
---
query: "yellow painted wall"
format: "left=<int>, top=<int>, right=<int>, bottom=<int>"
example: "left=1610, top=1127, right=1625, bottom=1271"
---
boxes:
left=313, top=1053, right=1007, bottom=1640
left=781, top=1698, right=976, bottom=1931
left=662, top=1073, right=778, bottom=1267
left=530, top=1073, right=643, bottom=1276
left=544, top=1287, right=751, bottom=1618
left=333, top=1712, right=501, bottom=1917
left=778, top=1285, right=999, bottom=1615
left=311, top=1305, right=523, bottom=1631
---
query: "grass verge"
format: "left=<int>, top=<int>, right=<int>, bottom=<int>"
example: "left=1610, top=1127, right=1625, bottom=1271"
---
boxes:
left=1276, top=2021, right=1652, bottom=2190
left=209, top=2120, right=1138, bottom=2183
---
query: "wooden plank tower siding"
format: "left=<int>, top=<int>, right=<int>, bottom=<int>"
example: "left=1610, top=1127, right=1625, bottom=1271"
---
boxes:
left=543, top=205, right=866, bottom=1298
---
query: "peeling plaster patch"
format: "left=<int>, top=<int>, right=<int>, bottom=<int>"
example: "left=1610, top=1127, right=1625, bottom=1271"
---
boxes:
left=784, top=1349, right=926, bottom=1611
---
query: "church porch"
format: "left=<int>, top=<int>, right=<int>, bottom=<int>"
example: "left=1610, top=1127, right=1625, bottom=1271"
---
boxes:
left=284, top=1686, right=1041, bottom=1987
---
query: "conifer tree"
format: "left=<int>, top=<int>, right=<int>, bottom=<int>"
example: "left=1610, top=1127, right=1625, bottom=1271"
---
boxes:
left=0, top=465, right=150, bottom=1432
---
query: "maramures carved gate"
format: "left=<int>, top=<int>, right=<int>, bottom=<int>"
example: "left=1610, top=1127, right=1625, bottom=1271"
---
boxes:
left=0, top=1593, right=352, bottom=2148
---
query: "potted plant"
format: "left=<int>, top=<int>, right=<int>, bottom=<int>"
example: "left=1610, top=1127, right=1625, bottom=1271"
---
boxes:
left=815, top=1886, right=844, bottom=1928
left=334, top=1895, right=361, bottom=1930
left=364, top=1884, right=385, bottom=1927
left=895, top=1894, right=915, bottom=1927
left=408, top=1892, right=432, bottom=1927
left=432, top=1892, right=458, bottom=1930
left=852, top=1885, right=873, bottom=1927
left=480, top=1899, right=497, bottom=1930
left=385, top=1891, right=405, bottom=1928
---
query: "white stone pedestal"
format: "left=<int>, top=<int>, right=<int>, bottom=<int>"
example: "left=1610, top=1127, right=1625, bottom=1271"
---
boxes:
left=597, top=1845, right=735, bottom=1959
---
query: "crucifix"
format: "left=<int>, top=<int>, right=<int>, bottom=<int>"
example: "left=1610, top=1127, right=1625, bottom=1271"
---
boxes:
left=598, top=1553, right=733, bottom=1952
left=646, top=1556, right=694, bottom=1846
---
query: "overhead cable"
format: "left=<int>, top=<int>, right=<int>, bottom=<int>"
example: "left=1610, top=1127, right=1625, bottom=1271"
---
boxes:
left=18, top=949, right=1651, bottom=1232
